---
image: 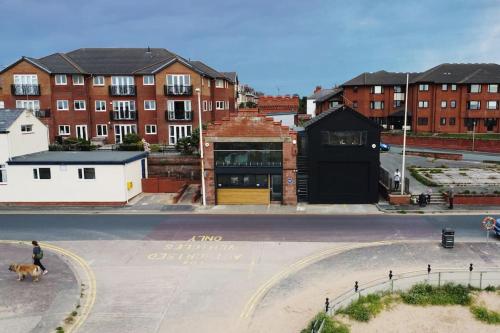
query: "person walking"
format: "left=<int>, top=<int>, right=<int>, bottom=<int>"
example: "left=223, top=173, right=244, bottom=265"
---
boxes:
left=448, top=187, right=454, bottom=210
left=32, top=241, right=48, bottom=275
left=393, top=169, right=401, bottom=191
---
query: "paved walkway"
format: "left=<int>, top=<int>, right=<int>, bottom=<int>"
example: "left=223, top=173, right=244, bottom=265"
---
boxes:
left=0, top=243, right=79, bottom=333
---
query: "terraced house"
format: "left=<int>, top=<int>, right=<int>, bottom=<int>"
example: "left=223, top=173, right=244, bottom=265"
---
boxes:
left=316, top=63, right=500, bottom=134
left=0, top=48, right=238, bottom=145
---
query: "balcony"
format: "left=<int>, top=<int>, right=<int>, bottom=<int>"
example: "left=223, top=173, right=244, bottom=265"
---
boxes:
left=110, top=110, right=137, bottom=121
left=109, top=85, right=136, bottom=96
left=11, top=84, right=40, bottom=96
left=165, top=110, right=192, bottom=121
left=164, top=85, right=193, bottom=96
left=33, top=109, right=51, bottom=118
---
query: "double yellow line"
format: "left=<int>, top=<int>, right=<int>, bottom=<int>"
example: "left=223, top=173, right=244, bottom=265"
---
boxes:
left=0, top=240, right=96, bottom=333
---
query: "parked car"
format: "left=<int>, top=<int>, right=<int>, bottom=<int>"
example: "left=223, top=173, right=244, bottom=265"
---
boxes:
left=494, top=218, right=500, bottom=237
left=380, top=143, right=390, bottom=151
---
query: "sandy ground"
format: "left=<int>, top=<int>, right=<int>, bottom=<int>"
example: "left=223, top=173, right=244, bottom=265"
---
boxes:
left=474, top=291, right=500, bottom=312
left=342, top=303, right=498, bottom=333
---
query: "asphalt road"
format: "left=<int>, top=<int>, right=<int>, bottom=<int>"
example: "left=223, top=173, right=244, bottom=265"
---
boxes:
left=0, top=213, right=496, bottom=242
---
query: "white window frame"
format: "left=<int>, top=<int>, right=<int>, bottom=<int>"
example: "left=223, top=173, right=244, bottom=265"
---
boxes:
left=95, top=100, right=106, bottom=112
left=33, top=167, right=51, bottom=180
left=487, top=84, right=498, bottom=93
left=0, top=164, right=7, bottom=183
left=469, top=84, right=481, bottom=93
left=208, top=80, right=211, bottom=87
left=93, top=76, right=105, bottom=86
left=441, top=84, right=448, bottom=91
left=450, top=100, right=457, bottom=108
left=21, top=124, right=33, bottom=133
left=13, top=74, right=38, bottom=85
left=225, top=100, right=229, bottom=110
left=55, top=74, right=67, bottom=85
left=216, top=101, right=224, bottom=110
left=169, top=125, right=192, bottom=145
left=418, top=100, right=429, bottom=108
left=486, top=101, right=499, bottom=110
left=16, top=100, right=40, bottom=110
left=72, top=75, right=84, bottom=86
left=372, top=86, right=383, bottom=94
left=209, top=101, right=213, bottom=111
left=0, top=101, right=4, bottom=109
left=215, top=79, right=224, bottom=88
left=167, top=74, right=191, bottom=87
left=78, top=168, right=96, bottom=180
left=58, top=125, right=71, bottom=136
left=440, top=100, right=447, bottom=108
left=143, top=75, right=155, bottom=85
left=74, top=100, right=86, bottom=111
left=419, top=84, right=429, bottom=91
left=145, top=124, right=157, bottom=135
left=451, top=84, right=457, bottom=91
left=468, top=101, right=481, bottom=110
left=57, top=100, right=69, bottom=111
left=203, top=100, right=208, bottom=111
left=96, top=124, right=108, bottom=137
left=144, top=100, right=156, bottom=110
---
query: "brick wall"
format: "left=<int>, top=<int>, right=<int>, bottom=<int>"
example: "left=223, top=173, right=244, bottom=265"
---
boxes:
left=258, top=95, right=299, bottom=114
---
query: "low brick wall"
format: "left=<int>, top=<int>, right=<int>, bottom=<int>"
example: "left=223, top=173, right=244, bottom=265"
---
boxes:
left=0, top=201, right=126, bottom=207
left=382, top=134, right=500, bottom=153
left=142, top=177, right=194, bottom=193
left=443, top=193, right=500, bottom=205
left=405, top=150, right=462, bottom=160
left=388, top=194, right=411, bottom=205
left=148, top=154, right=201, bottom=179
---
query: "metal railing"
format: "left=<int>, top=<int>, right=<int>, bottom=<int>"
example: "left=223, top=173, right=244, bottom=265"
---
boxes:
left=326, top=267, right=500, bottom=316
left=11, top=84, right=41, bottom=96
left=164, top=85, right=193, bottom=96
left=379, top=166, right=409, bottom=194
left=110, top=110, right=137, bottom=120
left=33, top=109, right=51, bottom=118
left=109, top=85, right=136, bottom=96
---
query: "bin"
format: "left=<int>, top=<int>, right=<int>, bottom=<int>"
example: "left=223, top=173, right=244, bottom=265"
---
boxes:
left=442, top=228, right=454, bottom=248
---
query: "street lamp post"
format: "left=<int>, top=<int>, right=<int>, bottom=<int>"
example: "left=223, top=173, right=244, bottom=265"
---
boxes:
left=195, top=88, right=206, bottom=206
left=400, top=73, right=409, bottom=195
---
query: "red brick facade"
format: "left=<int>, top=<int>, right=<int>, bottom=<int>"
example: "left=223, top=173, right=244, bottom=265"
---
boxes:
left=0, top=59, right=236, bottom=145
left=257, top=95, right=299, bottom=114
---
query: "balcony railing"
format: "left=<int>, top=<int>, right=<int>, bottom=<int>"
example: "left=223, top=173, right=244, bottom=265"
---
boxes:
left=165, top=110, right=192, bottom=121
left=109, top=85, right=136, bottom=96
left=11, top=84, right=41, bottom=96
left=33, top=109, right=51, bottom=118
left=164, top=85, right=193, bottom=96
left=110, top=110, right=137, bottom=120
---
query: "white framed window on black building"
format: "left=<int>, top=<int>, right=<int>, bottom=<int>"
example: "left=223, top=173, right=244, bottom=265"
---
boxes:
left=58, top=125, right=70, bottom=136
left=33, top=168, right=51, bottom=179
left=145, top=124, right=157, bottom=135
left=78, top=168, right=95, bottom=180
left=96, top=124, right=108, bottom=137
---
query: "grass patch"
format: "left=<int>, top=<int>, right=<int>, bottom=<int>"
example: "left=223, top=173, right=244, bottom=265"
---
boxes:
left=400, top=283, right=471, bottom=306
left=429, top=169, right=443, bottom=174
left=470, top=305, right=500, bottom=324
left=301, top=312, right=350, bottom=333
left=483, top=160, right=500, bottom=165
left=398, top=210, right=407, bottom=214
left=337, top=293, right=391, bottom=322
left=408, top=167, right=440, bottom=187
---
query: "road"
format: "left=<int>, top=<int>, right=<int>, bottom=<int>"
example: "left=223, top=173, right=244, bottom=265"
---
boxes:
left=0, top=213, right=495, bottom=242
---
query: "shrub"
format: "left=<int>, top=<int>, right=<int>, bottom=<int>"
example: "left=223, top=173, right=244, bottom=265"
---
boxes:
left=122, top=133, right=141, bottom=144
left=400, top=283, right=471, bottom=306
left=408, top=167, right=440, bottom=187
left=484, top=285, right=497, bottom=292
left=470, top=306, right=500, bottom=324
left=301, top=312, right=349, bottom=333
left=337, top=293, right=386, bottom=322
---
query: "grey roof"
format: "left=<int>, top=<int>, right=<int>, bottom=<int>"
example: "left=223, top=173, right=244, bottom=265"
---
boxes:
left=342, top=71, right=420, bottom=86
left=412, top=63, right=500, bottom=83
left=221, top=72, right=238, bottom=83
left=8, top=151, right=148, bottom=165
left=34, top=53, right=82, bottom=74
left=302, top=105, right=343, bottom=128
left=308, top=88, right=335, bottom=99
left=314, top=87, right=343, bottom=103
left=189, top=60, right=226, bottom=79
left=0, top=109, right=24, bottom=132
left=302, top=105, right=381, bottom=130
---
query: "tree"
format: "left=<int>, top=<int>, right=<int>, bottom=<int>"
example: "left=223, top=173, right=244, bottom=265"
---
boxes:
left=298, top=96, right=307, bottom=114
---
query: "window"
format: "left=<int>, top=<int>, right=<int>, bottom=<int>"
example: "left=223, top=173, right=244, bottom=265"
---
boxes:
left=321, top=131, right=367, bottom=146
left=487, top=101, right=499, bottom=110
left=74, top=100, right=86, bottom=111
left=418, top=100, right=429, bottom=108
left=450, top=100, right=457, bottom=108
left=394, top=86, right=402, bottom=93
left=21, top=124, right=33, bottom=133
left=441, top=100, right=447, bottom=108
left=487, top=84, right=498, bottom=93
left=112, top=101, right=136, bottom=119
left=203, top=100, right=208, bottom=111
left=72, top=75, right=84, bottom=85
left=451, top=84, right=457, bottom=91
left=96, top=124, right=108, bottom=137
left=0, top=101, right=4, bottom=109
left=58, top=125, right=70, bottom=135
left=352, top=101, right=358, bottom=108
left=145, top=124, right=157, bottom=134
left=57, top=100, right=69, bottom=111
left=16, top=100, right=40, bottom=110
left=78, top=168, right=95, bottom=180
left=169, top=125, right=192, bottom=145
left=209, top=101, right=213, bottom=111
left=33, top=168, right=51, bottom=179
left=440, top=117, right=446, bottom=125
left=467, top=101, right=481, bottom=110
left=214, top=142, right=282, bottom=167
left=353, top=86, right=358, bottom=92
left=419, top=84, right=429, bottom=91
left=468, top=84, right=481, bottom=93
left=217, top=174, right=270, bottom=188
left=95, top=100, right=106, bottom=112
left=93, top=76, right=104, bottom=86
left=167, top=100, right=192, bottom=120
left=144, top=100, right=156, bottom=110
left=55, top=74, right=67, bottom=85
left=215, top=79, right=224, bottom=88
left=208, top=80, right=211, bottom=87
left=12, top=74, right=39, bottom=95
left=0, top=164, right=6, bottom=183
left=143, top=75, right=155, bottom=85
left=370, top=101, right=384, bottom=110
left=442, top=84, right=448, bottom=91
left=449, top=118, right=456, bottom=126
left=216, top=101, right=225, bottom=110
left=371, top=86, right=383, bottom=94
left=417, top=117, right=428, bottom=126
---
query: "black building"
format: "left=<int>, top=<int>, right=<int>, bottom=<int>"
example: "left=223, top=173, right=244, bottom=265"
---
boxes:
left=298, top=105, right=380, bottom=204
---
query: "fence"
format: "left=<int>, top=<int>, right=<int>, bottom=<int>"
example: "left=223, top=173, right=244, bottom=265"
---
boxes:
left=379, top=166, right=410, bottom=194
left=326, top=267, right=500, bottom=317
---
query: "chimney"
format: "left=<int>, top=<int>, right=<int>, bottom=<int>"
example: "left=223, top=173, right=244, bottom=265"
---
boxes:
left=314, top=86, right=322, bottom=93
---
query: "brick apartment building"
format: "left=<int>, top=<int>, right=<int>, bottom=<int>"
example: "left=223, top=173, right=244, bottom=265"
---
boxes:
left=0, top=48, right=238, bottom=145
left=316, top=63, right=500, bottom=133
left=257, top=95, right=300, bottom=127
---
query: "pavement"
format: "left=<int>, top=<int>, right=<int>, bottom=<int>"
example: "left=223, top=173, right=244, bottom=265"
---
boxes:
left=0, top=243, right=80, bottom=333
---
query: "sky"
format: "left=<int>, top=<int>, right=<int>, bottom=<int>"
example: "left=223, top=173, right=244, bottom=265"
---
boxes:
left=1, top=0, right=499, bottom=96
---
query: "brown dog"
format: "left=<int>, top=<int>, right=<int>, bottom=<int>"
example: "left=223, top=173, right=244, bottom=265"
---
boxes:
left=8, top=263, right=42, bottom=282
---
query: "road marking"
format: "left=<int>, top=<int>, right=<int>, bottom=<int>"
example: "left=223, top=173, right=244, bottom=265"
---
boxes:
left=0, top=240, right=96, bottom=333
left=188, top=235, right=223, bottom=241
left=239, top=240, right=428, bottom=320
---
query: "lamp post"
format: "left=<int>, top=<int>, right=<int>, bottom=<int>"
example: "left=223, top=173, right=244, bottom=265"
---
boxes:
left=400, top=73, right=409, bottom=195
left=195, top=88, right=206, bottom=206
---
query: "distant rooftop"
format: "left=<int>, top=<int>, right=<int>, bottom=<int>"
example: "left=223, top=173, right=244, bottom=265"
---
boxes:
left=0, top=108, right=25, bottom=132
left=8, top=151, right=148, bottom=165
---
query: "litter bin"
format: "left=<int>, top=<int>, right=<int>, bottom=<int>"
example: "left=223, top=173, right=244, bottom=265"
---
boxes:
left=442, top=228, right=454, bottom=248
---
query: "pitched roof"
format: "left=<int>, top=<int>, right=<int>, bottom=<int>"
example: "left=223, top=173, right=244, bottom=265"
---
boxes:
left=33, top=53, right=83, bottom=74
left=221, top=71, right=238, bottom=83
left=412, top=63, right=500, bottom=83
left=189, top=60, right=226, bottom=79
left=314, top=87, right=343, bottom=103
left=302, top=105, right=381, bottom=130
left=0, top=109, right=24, bottom=132
left=308, top=88, right=335, bottom=99
left=8, top=151, right=148, bottom=165
left=343, top=71, right=421, bottom=86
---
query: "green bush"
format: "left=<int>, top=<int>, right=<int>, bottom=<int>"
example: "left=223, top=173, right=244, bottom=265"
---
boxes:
left=470, top=305, right=500, bottom=324
left=400, top=283, right=471, bottom=306
left=408, top=167, right=440, bottom=187
left=122, top=133, right=141, bottom=144
left=301, top=312, right=349, bottom=333
left=484, top=285, right=497, bottom=292
left=337, top=294, right=386, bottom=322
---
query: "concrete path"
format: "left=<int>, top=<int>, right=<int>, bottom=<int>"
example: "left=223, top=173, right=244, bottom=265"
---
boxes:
left=0, top=243, right=80, bottom=333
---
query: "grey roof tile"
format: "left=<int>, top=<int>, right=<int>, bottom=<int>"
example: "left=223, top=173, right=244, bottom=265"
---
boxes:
left=189, top=60, right=225, bottom=79
left=314, top=87, right=343, bottom=103
left=343, top=71, right=420, bottom=86
left=8, top=151, right=148, bottom=165
left=412, top=63, right=500, bottom=83
left=221, top=71, right=238, bottom=83
left=0, top=108, right=24, bottom=132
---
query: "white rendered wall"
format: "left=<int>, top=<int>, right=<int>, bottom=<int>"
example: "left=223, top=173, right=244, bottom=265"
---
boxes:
left=0, top=136, right=8, bottom=164
left=271, top=114, right=295, bottom=128
left=124, top=159, right=144, bottom=200
left=306, top=99, right=316, bottom=117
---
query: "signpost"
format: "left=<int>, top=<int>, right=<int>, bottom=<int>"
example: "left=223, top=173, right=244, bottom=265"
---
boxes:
left=481, top=216, right=496, bottom=242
